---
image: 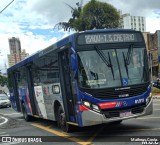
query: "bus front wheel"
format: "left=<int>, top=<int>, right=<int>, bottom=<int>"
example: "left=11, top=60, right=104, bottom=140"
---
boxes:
left=22, top=103, right=32, bottom=122
left=57, top=106, right=73, bottom=132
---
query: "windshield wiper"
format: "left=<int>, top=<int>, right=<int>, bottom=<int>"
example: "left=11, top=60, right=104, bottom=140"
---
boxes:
left=107, top=52, right=115, bottom=80
left=126, top=44, right=133, bottom=65
left=95, top=46, right=110, bottom=67
left=122, top=45, right=134, bottom=78
left=123, top=52, right=129, bottom=78
left=141, top=49, right=148, bottom=81
left=94, top=46, right=115, bottom=79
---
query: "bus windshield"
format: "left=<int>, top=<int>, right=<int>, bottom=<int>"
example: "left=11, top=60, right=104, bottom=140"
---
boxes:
left=77, top=46, right=149, bottom=89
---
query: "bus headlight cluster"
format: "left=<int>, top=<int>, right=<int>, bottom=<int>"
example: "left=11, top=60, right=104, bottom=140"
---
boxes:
left=83, top=101, right=91, bottom=108
left=83, top=101, right=100, bottom=113
left=146, top=93, right=152, bottom=105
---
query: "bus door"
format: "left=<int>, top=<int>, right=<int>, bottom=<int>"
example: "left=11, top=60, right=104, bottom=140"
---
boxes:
left=26, top=65, right=38, bottom=115
left=58, top=48, right=76, bottom=123
left=11, top=72, right=21, bottom=112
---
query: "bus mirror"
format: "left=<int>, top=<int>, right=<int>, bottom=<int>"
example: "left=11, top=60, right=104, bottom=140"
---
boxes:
left=70, top=54, right=78, bottom=71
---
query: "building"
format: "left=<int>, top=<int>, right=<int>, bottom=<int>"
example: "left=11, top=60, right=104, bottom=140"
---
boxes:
left=148, top=34, right=158, bottom=78
left=8, top=37, right=29, bottom=67
left=143, top=31, right=160, bottom=78
left=143, top=32, right=157, bottom=78
left=120, top=13, right=146, bottom=32
left=8, top=37, right=21, bottom=54
left=142, top=32, right=149, bottom=51
left=155, top=31, right=160, bottom=75
left=156, top=31, right=160, bottom=58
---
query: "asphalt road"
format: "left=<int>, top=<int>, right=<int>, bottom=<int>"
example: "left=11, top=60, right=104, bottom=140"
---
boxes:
left=0, top=98, right=160, bottom=145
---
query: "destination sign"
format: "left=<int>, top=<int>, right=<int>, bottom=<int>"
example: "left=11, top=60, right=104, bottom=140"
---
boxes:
left=77, top=32, right=142, bottom=45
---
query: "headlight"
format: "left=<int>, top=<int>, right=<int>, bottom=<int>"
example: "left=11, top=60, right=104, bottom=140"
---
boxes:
left=83, top=101, right=91, bottom=108
left=146, top=93, right=152, bottom=105
left=92, top=104, right=100, bottom=112
left=83, top=100, right=100, bottom=113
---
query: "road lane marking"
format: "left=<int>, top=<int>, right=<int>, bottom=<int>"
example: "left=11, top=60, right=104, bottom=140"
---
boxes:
left=0, top=134, right=10, bottom=136
left=87, top=126, right=104, bottom=144
left=0, top=132, right=6, bottom=135
left=136, top=117, right=160, bottom=120
left=0, top=132, right=10, bottom=137
left=0, top=113, right=20, bottom=116
left=114, top=128, right=160, bottom=132
left=0, top=142, right=21, bottom=145
left=32, top=123, right=90, bottom=145
left=0, top=117, right=8, bottom=126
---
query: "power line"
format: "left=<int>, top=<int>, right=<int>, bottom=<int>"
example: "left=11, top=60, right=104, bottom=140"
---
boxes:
left=0, top=0, right=15, bottom=14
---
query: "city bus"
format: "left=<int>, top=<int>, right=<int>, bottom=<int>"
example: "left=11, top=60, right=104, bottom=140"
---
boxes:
left=7, top=29, right=153, bottom=132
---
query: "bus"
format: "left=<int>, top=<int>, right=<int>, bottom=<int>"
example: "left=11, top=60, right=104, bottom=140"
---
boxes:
left=7, top=29, right=153, bottom=132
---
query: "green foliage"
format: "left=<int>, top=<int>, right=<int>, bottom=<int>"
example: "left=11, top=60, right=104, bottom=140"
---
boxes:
left=74, top=0, right=120, bottom=31
left=54, top=2, right=81, bottom=31
left=0, top=75, right=8, bottom=87
left=55, top=0, right=120, bottom=31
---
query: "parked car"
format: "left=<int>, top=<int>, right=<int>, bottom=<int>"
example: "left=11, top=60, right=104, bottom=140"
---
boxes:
left=153, top=80, right=160, bottom=89
left=0, top=94, right=11, bottom=108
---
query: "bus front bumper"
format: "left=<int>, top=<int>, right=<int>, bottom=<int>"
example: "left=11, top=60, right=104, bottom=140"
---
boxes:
left=81, top=98, right=153, bottom=127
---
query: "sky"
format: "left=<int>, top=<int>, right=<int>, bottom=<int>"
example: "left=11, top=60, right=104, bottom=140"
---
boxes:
left=0, top=0, right=160, bottom=72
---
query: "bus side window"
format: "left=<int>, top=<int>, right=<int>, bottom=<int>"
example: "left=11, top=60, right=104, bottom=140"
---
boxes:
left=52, top=85, right=60, bottom=94
left=16, top=72, right=20, bottom=82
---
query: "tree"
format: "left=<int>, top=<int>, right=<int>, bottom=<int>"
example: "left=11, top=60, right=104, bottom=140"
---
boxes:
left=54, top=2, right=82, bottom=32
left=0, top=75, right=8, bottom=87
left=55, top=0, right=120, bottom=32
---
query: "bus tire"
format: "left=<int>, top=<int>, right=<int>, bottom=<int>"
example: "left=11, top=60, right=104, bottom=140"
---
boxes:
left=57, top=106, right=73, bottom=132
left=22, top=103, right=32, bottom=122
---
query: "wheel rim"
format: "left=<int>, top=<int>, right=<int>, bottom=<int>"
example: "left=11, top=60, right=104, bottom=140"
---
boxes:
left=57, top=108, right=67, bottom=131
left=60, top=113, right=68, bottom=131
left=57, top=109, right=62, bottom=128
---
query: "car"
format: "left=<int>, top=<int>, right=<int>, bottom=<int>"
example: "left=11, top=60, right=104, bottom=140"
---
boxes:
left=153, top=80, right=160, bottom=89
left=0, top=94, right=11, bottom=108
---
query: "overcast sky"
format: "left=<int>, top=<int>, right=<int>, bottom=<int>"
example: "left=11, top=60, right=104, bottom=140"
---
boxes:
left=0, top=0, right=160, bottom=72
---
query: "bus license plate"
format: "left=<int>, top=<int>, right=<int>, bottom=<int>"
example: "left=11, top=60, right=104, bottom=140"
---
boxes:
left=120, top=111, right=132, bottom=117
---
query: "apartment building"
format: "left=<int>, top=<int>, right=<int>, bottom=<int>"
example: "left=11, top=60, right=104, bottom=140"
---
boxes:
left=7, top=37, right=29, bottom=67
left=120, top=13, right=146, bottom=32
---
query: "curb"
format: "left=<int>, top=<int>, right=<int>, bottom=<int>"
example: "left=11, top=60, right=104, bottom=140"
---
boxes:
left=153, top=96, right=160, bottom=99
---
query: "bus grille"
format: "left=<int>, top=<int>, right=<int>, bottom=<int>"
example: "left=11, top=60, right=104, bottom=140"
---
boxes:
left=102, top=104, right=146, bottom=118
left=81, top=83, right=149, bottom=100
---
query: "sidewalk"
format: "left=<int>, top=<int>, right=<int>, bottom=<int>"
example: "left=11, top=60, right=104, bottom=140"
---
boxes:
left=152, top=93, right=160, bottom=99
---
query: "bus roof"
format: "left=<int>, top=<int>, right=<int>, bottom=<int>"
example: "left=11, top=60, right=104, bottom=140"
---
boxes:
left=7, top=33, right=75, bottom=72
left=7, top=29, right=139, bottom=72
left=81, top=28, right=136, bottom=33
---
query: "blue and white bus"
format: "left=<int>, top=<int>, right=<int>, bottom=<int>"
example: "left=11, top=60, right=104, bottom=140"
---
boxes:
left=7, top=29, right=153, bottom=132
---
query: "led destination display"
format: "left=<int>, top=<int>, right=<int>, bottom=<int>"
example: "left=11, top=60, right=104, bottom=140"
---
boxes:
left=78, top=32, right=142, bottom=45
